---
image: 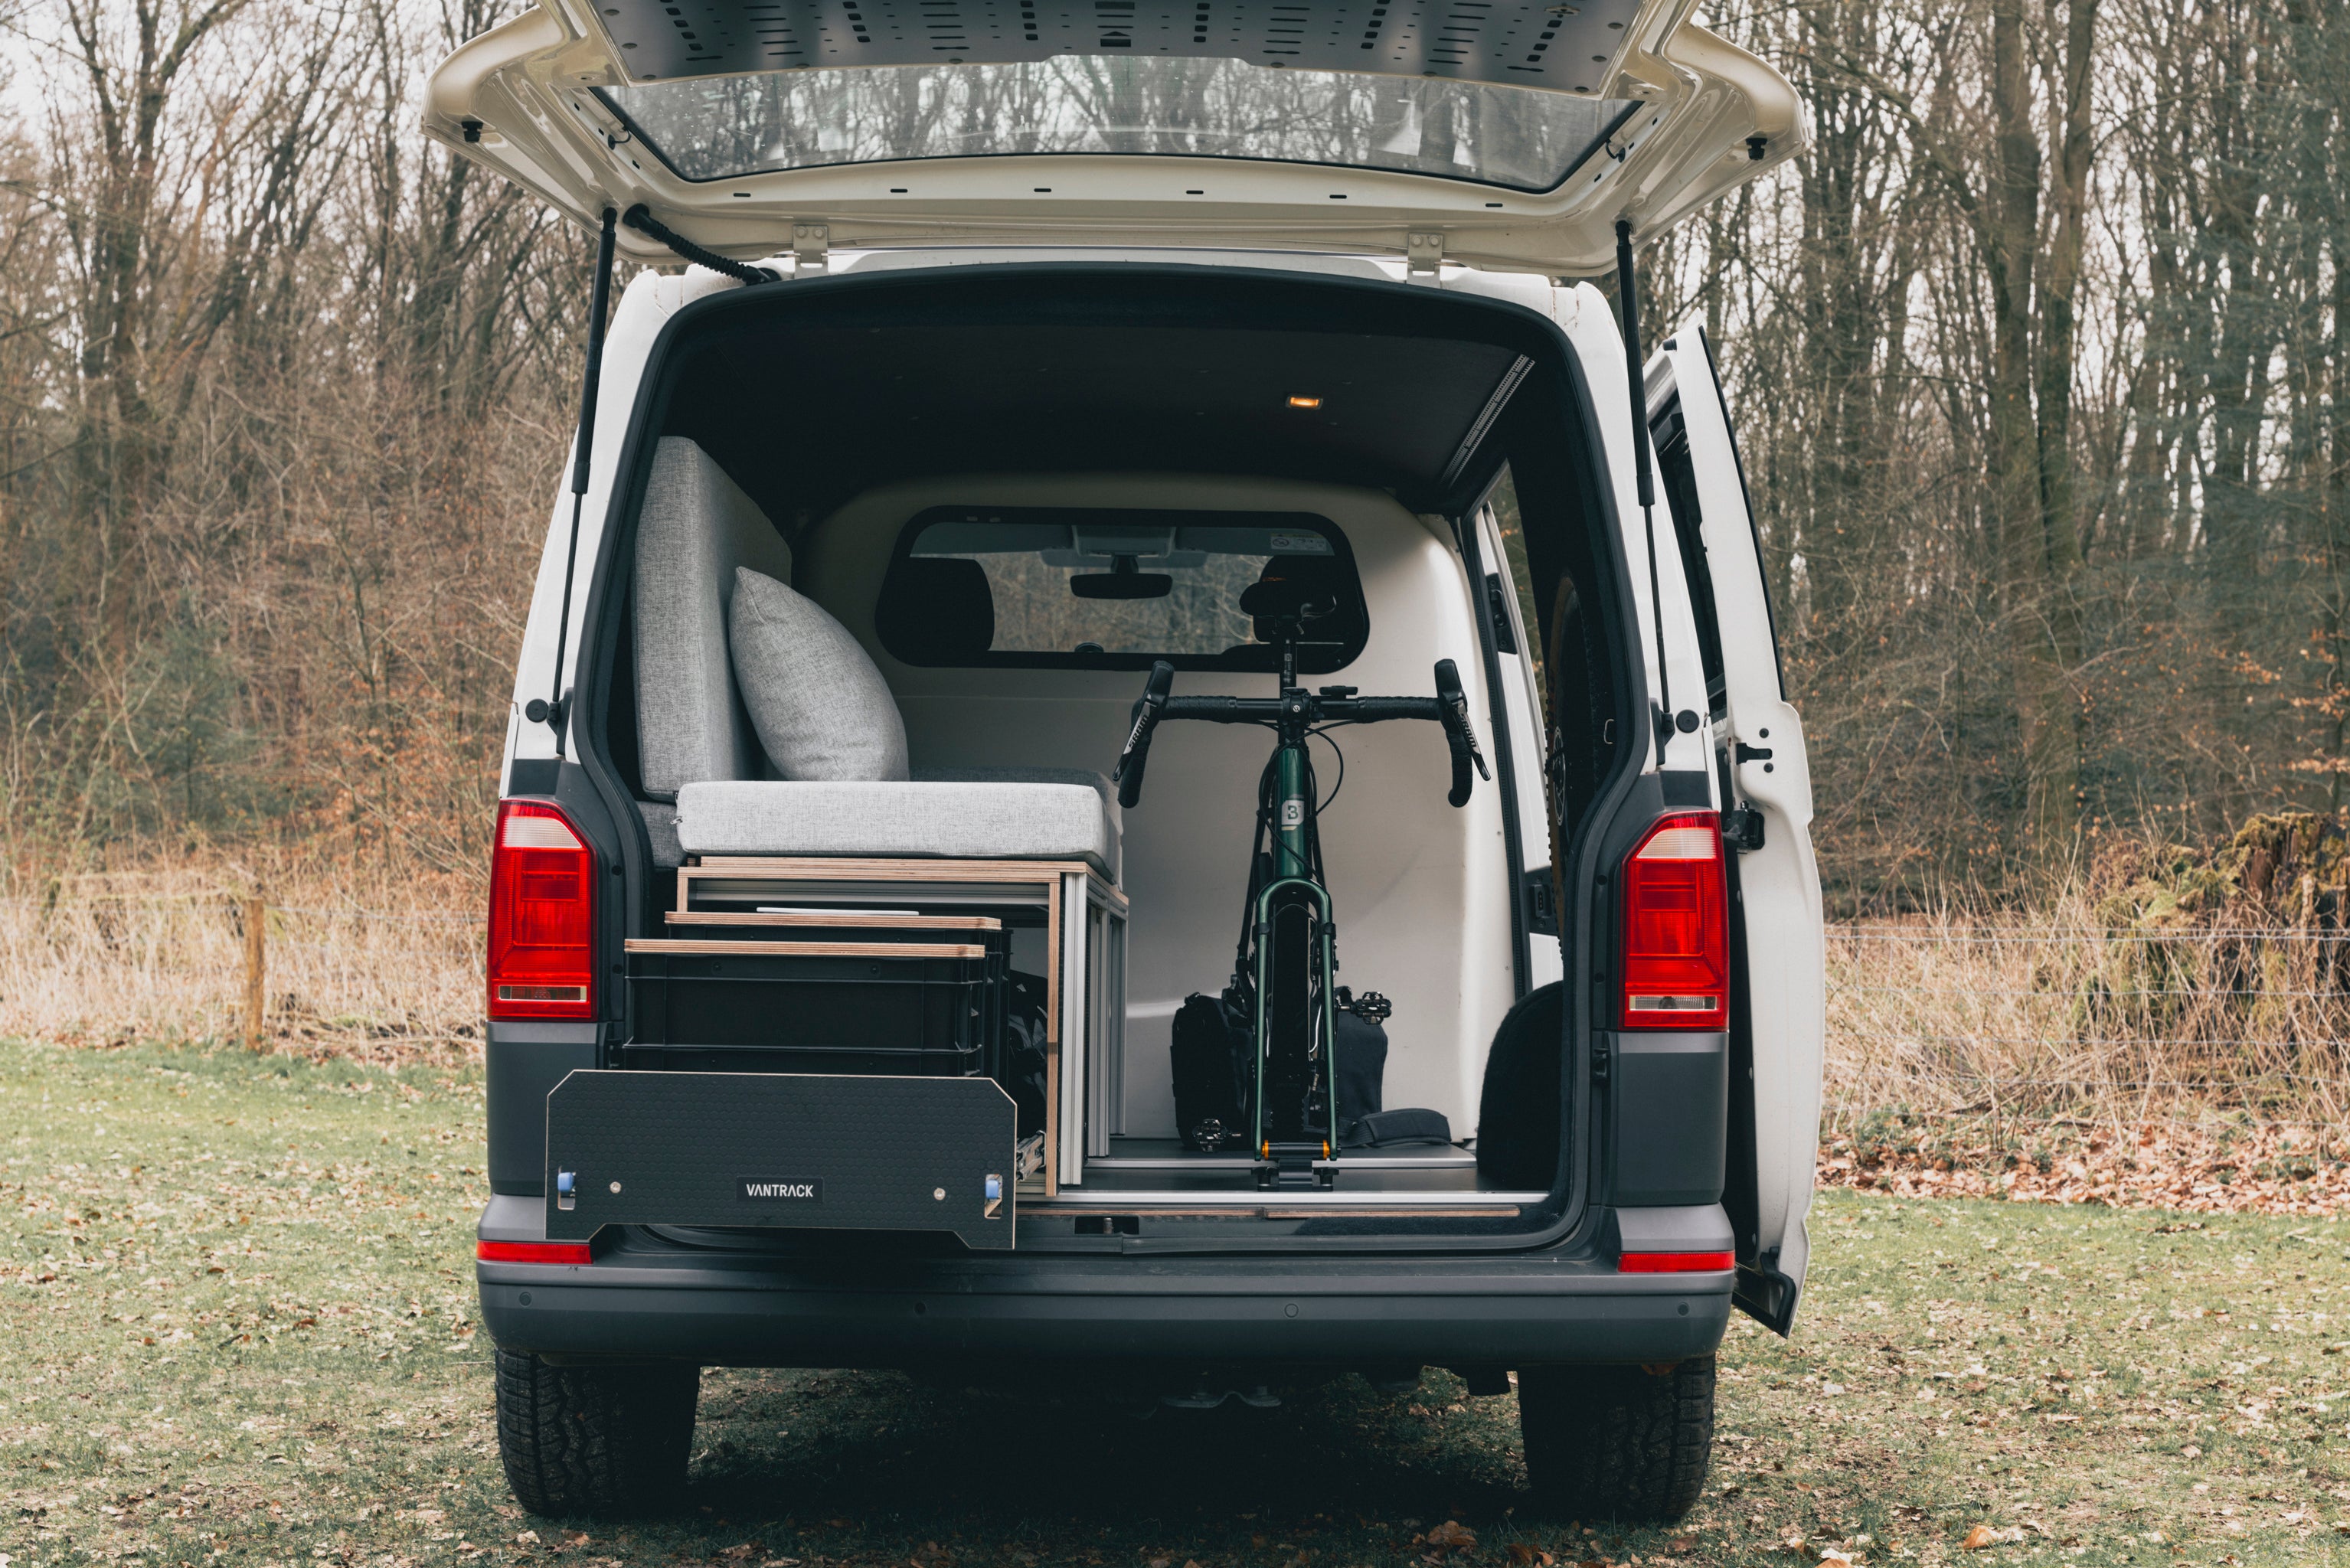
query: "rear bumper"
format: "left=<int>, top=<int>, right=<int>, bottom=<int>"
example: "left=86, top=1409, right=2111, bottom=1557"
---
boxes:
left=476, top=1199, right=1732, bottom=1370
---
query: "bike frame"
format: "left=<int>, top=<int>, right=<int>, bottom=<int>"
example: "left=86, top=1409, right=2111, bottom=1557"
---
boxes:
left=1247, top=654, right=1341, bottom=1182
left=1110, top=607, right=1488, bottom=1186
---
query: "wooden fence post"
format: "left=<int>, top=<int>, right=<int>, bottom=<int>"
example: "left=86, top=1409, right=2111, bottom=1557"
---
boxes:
left=243, top=892, right=266, bottom=1053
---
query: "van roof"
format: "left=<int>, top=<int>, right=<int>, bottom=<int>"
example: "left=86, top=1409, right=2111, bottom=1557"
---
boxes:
left=427, top=0, right=1804, bottom=273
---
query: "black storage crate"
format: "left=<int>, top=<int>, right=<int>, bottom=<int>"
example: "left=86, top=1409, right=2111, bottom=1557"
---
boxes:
left=624, top=946, right=1007, bottom=1076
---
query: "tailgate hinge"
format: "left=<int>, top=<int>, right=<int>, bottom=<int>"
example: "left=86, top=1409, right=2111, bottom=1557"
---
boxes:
left=793, top=222, right=831, bottom=275
left=1406, top=230, right=1446, bottom=281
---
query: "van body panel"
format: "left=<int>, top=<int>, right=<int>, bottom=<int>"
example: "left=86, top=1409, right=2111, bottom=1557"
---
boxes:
left=1651, top=322, right=1822, bottom=1333
left=471, top=251, right=1812, bottom=1428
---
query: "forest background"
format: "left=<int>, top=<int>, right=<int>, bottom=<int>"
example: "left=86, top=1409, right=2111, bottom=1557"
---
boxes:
left=0, top=0, right=2345, bottom=1132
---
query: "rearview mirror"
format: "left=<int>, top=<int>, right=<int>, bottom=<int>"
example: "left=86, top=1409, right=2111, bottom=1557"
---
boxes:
left=1071, top=572, right=1172, bottom=599
left=1070, top=553, right=1172, bottom=599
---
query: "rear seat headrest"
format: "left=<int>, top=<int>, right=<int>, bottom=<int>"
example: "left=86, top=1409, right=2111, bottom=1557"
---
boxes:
left=878, top=557, right=994, bottom=663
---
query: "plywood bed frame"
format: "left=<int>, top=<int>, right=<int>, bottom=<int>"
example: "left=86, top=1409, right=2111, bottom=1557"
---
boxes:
left=631, top=855, right=1128, bottom=1197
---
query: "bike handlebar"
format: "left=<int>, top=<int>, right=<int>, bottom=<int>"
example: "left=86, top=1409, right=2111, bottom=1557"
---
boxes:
left=1111, top=658, right=1491, bottom=809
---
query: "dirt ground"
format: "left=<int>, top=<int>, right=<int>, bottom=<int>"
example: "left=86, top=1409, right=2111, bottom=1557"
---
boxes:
left=7, top=1039, right=2350, bottom=1567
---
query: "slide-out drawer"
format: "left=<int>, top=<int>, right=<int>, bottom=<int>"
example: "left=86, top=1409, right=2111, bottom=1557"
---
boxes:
left=545, top=1069, right=1018, bottom=1250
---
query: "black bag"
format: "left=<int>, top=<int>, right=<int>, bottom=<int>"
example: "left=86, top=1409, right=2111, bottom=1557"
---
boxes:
left=1004, top=970, right=1051, bottom=1139
left=1331, top=987, right=1390, bottom=1144
left=1475, top=981, right=1564, bottom=1187
left=1171, top=989, right=1252, bottom=1151
left=1345, top=1107, right=1454, bottom=1148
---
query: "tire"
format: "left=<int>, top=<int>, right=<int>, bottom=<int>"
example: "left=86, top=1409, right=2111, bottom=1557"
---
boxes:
left=1516, top=1355, right=1714, bottom=1523
left=494, top=1346, right=700, bottom=1517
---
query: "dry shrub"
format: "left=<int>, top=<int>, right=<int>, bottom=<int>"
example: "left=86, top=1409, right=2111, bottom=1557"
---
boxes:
left=1827, top=812, right=2350, bottom=1139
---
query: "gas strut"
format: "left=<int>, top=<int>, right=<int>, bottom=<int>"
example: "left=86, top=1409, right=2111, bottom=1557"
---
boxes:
left=1614, top=216, right=1676, bottom=752
left=526, top=207, right=620, bottom=753
left=621, top=204, right=781, bottom=285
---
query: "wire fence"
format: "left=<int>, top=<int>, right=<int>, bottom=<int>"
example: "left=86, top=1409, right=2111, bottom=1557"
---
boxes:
left=1823, top=916, right=2350, bottom=1129
left=0, top=871, right=488, bottom=1057
left=3, top=880, right=2347, bottom=1123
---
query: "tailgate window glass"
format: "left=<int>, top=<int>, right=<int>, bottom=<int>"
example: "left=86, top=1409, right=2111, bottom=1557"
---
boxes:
left=601, top=63, right=1638, bottom=192
left=875, top=506, right=1368, bottom=671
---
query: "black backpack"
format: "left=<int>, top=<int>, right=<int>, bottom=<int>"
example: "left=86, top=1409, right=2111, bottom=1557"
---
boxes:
left=1170, top=989, right=1253, bottom=1152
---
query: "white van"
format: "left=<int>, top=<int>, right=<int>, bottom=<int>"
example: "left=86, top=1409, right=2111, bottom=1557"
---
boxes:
left=434, top=0, right=1823, bottom=1524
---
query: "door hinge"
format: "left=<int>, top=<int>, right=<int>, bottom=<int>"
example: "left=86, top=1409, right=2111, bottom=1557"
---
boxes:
left=1406, top=230, right=1446, bottom=279
left=1521, top=867, right=1558, bottom=936
left=1721, top=806, right=1765, bottom=853
left=1485, top=573, right=1519, bottom=655
left=792, top=222, right=830, bottom=275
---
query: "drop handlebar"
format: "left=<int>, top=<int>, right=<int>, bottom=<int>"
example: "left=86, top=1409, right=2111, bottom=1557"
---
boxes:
left=1113, top=658, right=1491, bottom=809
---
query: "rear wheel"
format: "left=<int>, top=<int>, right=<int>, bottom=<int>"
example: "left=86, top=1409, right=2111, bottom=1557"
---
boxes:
left=1516, top=1356, right=1714, bottom=1522
left=494, top=1346, right=700, bottom=1517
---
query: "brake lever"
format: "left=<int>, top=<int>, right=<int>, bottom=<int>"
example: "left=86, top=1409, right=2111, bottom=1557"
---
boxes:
left=1432, top=659, right=1493, bottom=782
left=1112, top=660, right=1176, bottom=806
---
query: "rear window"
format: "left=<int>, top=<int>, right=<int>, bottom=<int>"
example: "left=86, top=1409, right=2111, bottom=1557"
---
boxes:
left=874, top=507, right=1367, bottom=671
left=600, top=63, right=1639, bottom=193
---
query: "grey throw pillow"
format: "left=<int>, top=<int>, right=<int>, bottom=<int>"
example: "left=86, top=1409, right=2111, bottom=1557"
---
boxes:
left=729, top=567, right=910, bottom=782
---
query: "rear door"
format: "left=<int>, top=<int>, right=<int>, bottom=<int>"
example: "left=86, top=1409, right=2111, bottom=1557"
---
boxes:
left=1647, top=322, right=1822, bottom=1334
left=424, top=0, right=1805, bottom=276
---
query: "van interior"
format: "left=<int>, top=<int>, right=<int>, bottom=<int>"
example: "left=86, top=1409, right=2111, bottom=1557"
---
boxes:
left=580, top=266, right=1630, bottom=1223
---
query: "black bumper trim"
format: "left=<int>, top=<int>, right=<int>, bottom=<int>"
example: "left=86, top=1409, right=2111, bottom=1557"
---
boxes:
left=479, top=1258, right=1730, bottom=1368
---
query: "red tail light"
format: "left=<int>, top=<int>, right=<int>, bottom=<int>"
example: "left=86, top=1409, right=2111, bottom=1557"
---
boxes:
left=1620, top=811, right=1727, bottom=1031
left=487, top=799, right=596, bottom=1021
left=476, top=1240, right=594, bottom=1266
left=1619, top=1250, right=1734, bottom=1273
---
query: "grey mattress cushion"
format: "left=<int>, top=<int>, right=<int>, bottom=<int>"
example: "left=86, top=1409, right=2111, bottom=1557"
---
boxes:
left=633, top=438, right=794, bottom=801
left=675, top=776, right=1121, bottom=878
left=730, top=567, right=909, bottom=782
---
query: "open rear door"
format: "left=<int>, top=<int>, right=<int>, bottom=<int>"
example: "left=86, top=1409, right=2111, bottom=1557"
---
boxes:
left=423, top=0, right=1806, bottom=277
left=1648, top=322, right=1822, bottom=1334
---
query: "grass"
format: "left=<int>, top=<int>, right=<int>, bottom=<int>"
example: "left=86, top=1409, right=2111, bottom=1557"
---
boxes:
left=5, top=1037, right=2349, bottom=1568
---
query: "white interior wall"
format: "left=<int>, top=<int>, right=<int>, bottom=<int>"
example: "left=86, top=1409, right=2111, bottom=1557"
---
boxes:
left=793, top=472, right=1518, bottom=1140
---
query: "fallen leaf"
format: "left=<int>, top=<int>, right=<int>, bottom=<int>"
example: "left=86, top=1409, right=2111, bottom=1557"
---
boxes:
left=1508, top=1545, right=1538, bottom=1564
left=1423, top=1521, right=1477, bottom=1551
left=1666, top=1540, right=1697, bottom=1554
left=1959, top=1527, right=1993, bottom=1550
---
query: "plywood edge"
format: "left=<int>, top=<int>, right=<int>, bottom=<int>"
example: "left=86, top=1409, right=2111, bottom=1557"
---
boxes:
left=663, top=911, right=1004, bottom=930
left=623, top=939, right=985, bottom=959
left=693, top=856, right=1094, bottom=881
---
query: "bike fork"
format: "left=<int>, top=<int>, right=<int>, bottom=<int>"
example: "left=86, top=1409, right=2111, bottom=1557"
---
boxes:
left=1253, top=730, right=1338, bottom=1188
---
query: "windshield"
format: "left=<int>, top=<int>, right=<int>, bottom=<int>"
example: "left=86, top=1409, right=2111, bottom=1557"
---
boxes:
left=601, top=61, right=1639, bottom=192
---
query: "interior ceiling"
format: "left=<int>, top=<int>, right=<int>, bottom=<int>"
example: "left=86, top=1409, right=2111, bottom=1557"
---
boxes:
left=599, top=0, right=1642, bottom=88
left=666, top=318, right=1528, bottom=525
